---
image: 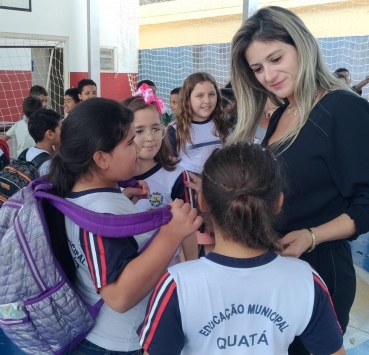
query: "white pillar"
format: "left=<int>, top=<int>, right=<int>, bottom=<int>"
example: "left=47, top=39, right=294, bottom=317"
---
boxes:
left=87, top=0, right=101, bottom=96
left=243, top=0, right=258, bottom=22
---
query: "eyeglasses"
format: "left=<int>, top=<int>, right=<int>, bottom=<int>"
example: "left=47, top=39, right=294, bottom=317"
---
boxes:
left=135, top=126, right=166, bottom=142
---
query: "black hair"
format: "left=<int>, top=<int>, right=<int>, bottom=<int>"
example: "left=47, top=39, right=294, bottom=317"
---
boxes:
left=334, top=73, right=345, bottom=80
left=220, top=88, right=235, bottom=102
left=334, top=68, right=349, bottom=74
left=28, top=109, right=61, bottom=143
left=137, top=79, right=156, bottom=89
left=29, top=85, right=48, bottom=96
left=221, top=96, right=231, bottom=108
left=77, top=78, right=97, bottom=94
left=202, top=142, right=283, bottom=252
left=65, top=88, right=80, bottom=103
left=23, top=96, right=42, bottom=118
left=170, top=87, right=181, bottom=95
left=43, top=98, right=134, bottom=283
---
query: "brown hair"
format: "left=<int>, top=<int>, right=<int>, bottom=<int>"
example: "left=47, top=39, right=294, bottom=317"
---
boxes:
left=122, top=96, right=177, bottom=171
left=202, top=142, right=283, bottom=252
left=176, top=72, right=230, bottom=154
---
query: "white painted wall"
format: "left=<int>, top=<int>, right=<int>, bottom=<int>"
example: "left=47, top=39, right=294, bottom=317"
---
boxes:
left=0, top=0, right=139, bottom=73
left=98, top=0, right=139, bottom=73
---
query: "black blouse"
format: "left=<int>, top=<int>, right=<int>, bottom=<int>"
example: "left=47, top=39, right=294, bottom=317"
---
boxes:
left=263, top=90, right=369, bottom=240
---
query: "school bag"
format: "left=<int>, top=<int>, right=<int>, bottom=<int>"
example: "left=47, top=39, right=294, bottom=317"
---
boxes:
left=0, top=149, right=50, bottom=206
left=0, top=139, right=10, bottom=170
left=0, top=178, right=172, bottom=355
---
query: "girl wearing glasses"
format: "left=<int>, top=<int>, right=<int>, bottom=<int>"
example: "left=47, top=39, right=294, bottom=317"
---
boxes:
left=122, top=86, right=198, bottom=263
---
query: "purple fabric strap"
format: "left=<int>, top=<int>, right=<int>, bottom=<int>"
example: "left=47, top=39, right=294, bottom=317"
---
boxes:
left=28, top=179, right=172, bottom=238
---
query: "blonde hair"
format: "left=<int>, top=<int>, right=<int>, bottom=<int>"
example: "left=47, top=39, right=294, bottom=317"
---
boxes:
left=228, top=6, right=350, bottom=152
left=176, top=72, right=229, bottom=154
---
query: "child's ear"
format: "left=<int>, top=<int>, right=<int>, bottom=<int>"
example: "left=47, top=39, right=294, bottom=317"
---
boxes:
left=198, top=192, right=208, bottom=212
left=45, top=129, right=54, bottom=140
left=93, top=151, right=109, bottom=170
left=273, top=192, right=284, bottom=215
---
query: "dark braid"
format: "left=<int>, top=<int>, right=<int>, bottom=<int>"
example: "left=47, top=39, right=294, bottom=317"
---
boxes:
left=202, top=143, right=283, bottom=252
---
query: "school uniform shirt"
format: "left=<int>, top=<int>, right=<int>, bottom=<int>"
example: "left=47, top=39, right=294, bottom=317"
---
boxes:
left=167, top=117, right=222, bottom=174
left=25, top=146, right=51, bottom=176
left=6, top=120, right=35, bottom=157
left=134, top=164, right=193, bottom=266
left=138, top=252, right=343, bottom=355
left=65, top=188, right=155, bottom=352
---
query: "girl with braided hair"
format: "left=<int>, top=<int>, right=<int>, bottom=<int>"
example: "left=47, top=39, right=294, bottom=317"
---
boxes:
left=138, top=142, right=345, bottom=355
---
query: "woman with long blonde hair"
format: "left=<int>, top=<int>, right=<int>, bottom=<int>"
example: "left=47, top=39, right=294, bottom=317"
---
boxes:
left=230, top=6, right=369, bottom=355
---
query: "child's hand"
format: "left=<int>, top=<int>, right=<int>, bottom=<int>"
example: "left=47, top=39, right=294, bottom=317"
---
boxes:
left=164, top=199, right=203, bottom=241
left=123, top=180, right=150, bottom=204
left=185, top=172, right=202, bottom=193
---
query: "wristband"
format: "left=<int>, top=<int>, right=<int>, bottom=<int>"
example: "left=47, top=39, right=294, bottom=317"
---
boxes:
left=306, top=228, right=316, bottom=253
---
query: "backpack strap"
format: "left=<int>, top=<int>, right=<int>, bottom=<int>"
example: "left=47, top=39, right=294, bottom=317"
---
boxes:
left=30, top=152, right=50, bottom=169
left=33, top=190, right=172, bottom=238
left=17, top=148, right=28, bottom=161
left=17, top=149, right=50, bottom=169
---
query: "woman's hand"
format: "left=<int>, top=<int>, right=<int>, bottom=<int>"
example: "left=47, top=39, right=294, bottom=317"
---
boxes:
left=279, top=229, right=313, bottom=258
left=122, top=180, right=150, bottom=204
left=185, top=172, right=202, bottom=193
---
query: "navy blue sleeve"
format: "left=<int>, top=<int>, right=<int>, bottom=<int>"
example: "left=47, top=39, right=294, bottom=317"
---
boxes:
left=78, top=229, right=139, bottom=291
left=138, top=272, right=184, bottom=355
left=171, top=171, right=194, bottom=207
left=167, top=125, right=178, bottom=157
left=299, top=270, right=343, bottom=355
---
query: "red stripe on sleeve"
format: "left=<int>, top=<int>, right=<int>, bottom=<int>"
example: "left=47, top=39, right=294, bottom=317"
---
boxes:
left=143, top=280, right=176, bottom=349
left=140, top=272, right=170, bottom=338
left=313, top=274, right=342, bottom=333
left=182, top=171, right=190, bottom=204
left=83, top=230, right=97, bottom=291
left=97, top=235, right=107, bottom=286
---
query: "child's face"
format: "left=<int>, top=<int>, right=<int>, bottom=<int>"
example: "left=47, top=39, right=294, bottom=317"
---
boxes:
left=78, top=85, right=97, bottom=101
left=134, top=108, right=163, bottom=161
left=52, top=121, right=62, bottom=149
left=190, top=81, right=217, bottom=122
left=107, top=123, right=141, bottom=181
left=63, top=95, right=78, bottom=114
left=169, top=94, right=179, bottom=115
left=39, top=94, right=48, bottom=108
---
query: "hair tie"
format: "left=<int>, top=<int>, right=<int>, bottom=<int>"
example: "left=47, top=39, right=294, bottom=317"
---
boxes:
left=134, top=83, right=167, bottom=114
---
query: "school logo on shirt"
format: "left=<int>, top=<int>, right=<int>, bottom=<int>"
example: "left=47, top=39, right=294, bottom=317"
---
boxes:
left=150, top=192, right=163, bottom=208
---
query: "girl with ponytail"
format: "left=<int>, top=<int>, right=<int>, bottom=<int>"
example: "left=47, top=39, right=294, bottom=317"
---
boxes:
left=138, top=143, right=345, bottom=355
left=43, top=98, right=202, bottom=355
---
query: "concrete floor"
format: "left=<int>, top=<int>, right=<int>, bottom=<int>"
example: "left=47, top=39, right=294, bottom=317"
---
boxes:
left=1, top=233, right=369, bottom=355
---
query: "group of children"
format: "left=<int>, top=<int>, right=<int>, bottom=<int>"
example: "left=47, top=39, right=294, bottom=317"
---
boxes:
left=1, top=71, right=345, bottom=354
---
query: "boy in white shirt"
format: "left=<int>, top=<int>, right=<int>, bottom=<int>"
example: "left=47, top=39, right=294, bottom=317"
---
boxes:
left=0, top=96, right=42, bottom=157
left=24, top=108, right=61, bottom=176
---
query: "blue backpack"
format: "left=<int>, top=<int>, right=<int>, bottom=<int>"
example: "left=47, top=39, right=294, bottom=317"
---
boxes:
left=0, top=178, right=171, bottom=355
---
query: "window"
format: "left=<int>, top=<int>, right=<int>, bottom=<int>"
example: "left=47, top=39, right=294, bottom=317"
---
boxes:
left=100, top=48, right=116, bottom=72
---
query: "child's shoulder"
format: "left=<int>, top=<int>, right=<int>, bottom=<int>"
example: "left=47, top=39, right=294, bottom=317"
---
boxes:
left=67, top=189, right=135, bottom=215
left=168, top=259, right=203, bottom=276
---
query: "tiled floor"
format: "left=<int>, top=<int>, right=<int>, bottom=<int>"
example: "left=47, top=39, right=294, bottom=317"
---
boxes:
left=345, top=233, right=369, bottom=354
left=1, top=234, right=369, bottom=354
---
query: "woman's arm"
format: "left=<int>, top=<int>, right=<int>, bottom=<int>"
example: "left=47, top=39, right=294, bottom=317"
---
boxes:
left=100, top=199, right=202, bottom=313
left=280, top=214, right=355, bottom=258
left=332, top=346, right=346, bottom=355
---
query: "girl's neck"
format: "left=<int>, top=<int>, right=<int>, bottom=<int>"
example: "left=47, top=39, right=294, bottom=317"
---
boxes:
left=138, top=158, right=158, bottom=175
left=212, top=225, right=267, bottom=259
left=72, top=174, right=118, bottom=192
left=192, top=116, right=211, bottom=123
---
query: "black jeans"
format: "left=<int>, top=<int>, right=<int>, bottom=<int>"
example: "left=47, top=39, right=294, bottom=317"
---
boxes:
left=66, top=339, right=143, bottom=355
left=288, top=240, right=356, bottom=355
